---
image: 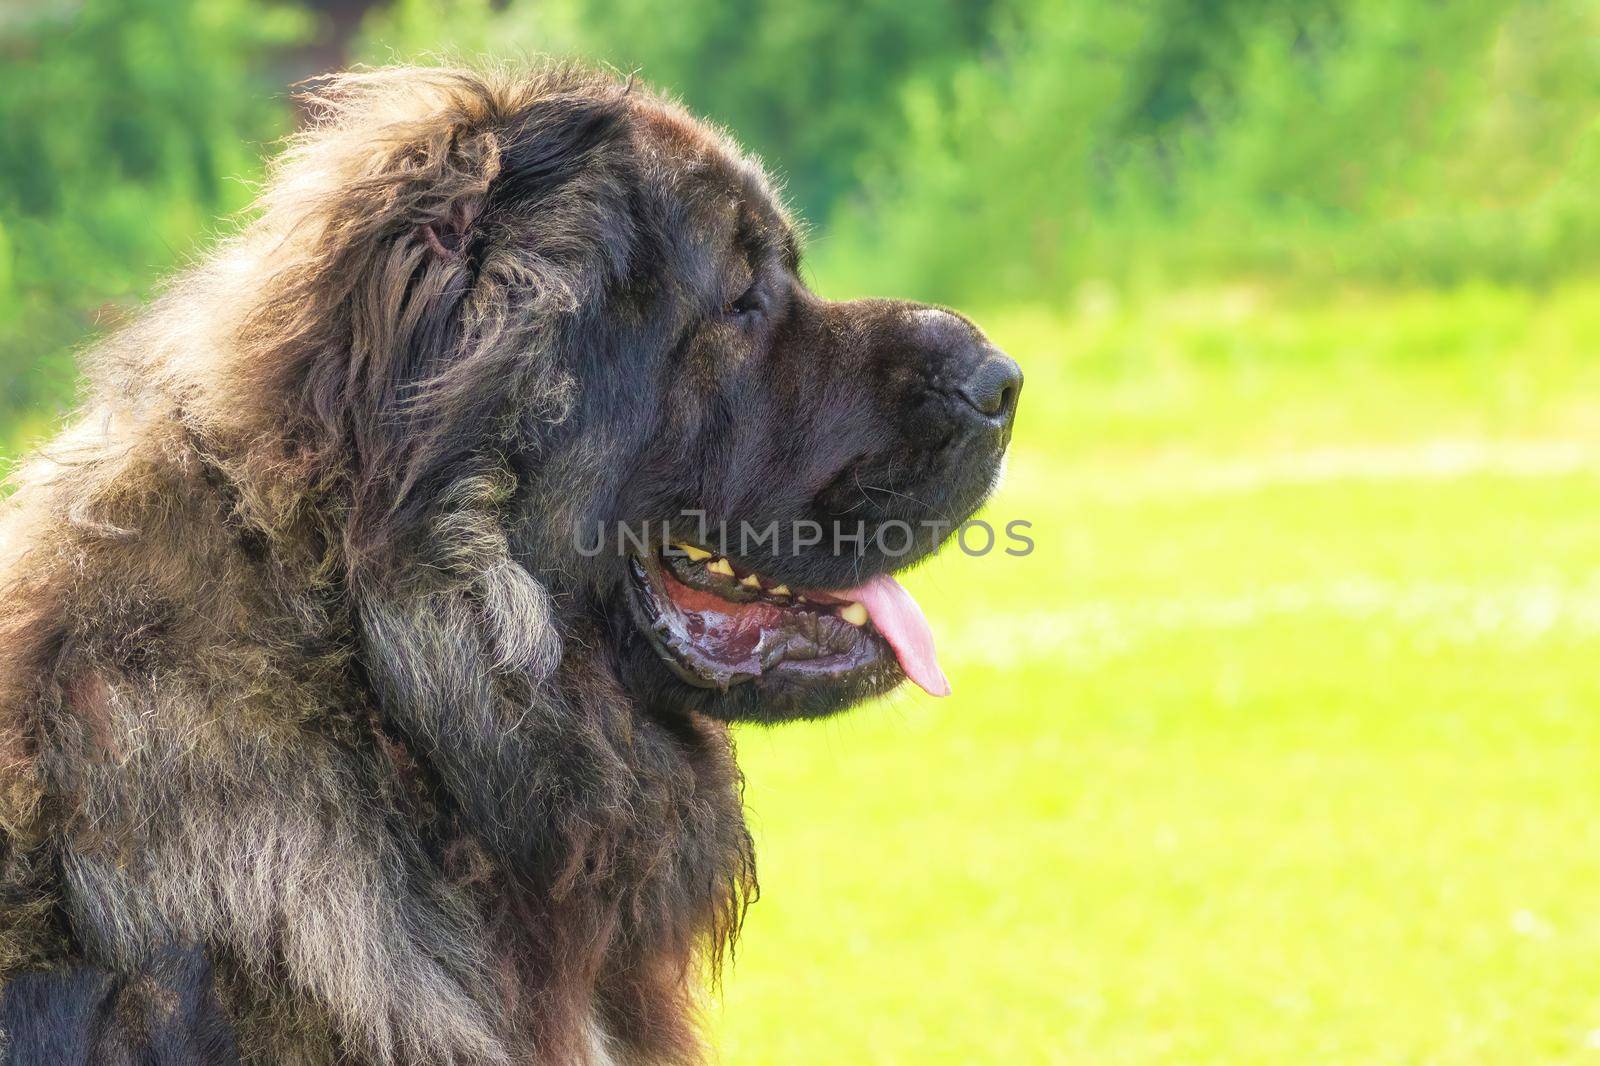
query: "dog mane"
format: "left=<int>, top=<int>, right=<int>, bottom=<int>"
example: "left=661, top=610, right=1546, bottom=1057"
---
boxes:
left=0, top=65, right=755, bottom=1065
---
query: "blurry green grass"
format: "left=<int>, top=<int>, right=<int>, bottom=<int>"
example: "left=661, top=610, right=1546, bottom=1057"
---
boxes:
left=716, top=281, right=1600, bottom=1064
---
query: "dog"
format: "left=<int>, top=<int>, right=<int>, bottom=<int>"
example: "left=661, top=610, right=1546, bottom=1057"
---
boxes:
left=0, top=65, right=1020, bottom=1064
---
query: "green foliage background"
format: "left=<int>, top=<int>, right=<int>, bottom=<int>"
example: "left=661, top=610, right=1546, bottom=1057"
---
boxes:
left=4, top=0, right=1596, bottom=440
left=5, top=3, right=1600, bottom=1062
left=0, top=0, right=308, bottom=444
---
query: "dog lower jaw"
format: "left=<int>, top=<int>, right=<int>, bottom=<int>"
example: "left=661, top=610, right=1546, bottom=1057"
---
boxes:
left=624, top=553, right=907, bottom=714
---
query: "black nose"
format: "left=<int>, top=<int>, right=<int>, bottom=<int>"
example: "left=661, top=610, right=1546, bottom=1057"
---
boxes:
left=958, top=351, right=1023, bottom=424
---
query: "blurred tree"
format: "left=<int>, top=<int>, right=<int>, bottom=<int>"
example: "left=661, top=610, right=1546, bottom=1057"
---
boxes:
left=0, top=0, right=308, bottom=445
left=814, top=0, right=1600, bottom=300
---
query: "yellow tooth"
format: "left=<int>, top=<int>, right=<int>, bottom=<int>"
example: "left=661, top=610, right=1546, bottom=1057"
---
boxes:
left=706, top=558, right=734, bottom=577
left=769, top=585, right=790, bottom=596
left=840, top=602, right=868, bottom=626
left=740, top=574, right=761, bottom=588
left=675, top=542, right=712, bottom=561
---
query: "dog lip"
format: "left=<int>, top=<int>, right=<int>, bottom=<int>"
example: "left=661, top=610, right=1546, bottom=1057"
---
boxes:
left=625, top=552, right=901, bottom=693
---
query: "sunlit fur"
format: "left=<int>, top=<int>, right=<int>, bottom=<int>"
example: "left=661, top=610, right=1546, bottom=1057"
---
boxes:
left=0, top=67, right=757, bottom=1064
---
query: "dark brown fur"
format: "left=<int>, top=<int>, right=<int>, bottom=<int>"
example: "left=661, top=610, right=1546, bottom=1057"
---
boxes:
left=0, top=67, right=754, bottom=1064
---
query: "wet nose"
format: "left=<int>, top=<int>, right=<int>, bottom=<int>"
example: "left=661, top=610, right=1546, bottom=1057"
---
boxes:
left=959, top=351, right=1023, bottom=424
left=907, top=308, right=1023, bottom=431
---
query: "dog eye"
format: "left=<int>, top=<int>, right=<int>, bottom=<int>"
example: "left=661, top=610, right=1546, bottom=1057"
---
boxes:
left=721, top=282, right=764, bottom=322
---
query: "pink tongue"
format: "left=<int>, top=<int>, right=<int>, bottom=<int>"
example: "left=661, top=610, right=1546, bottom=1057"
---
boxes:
left=828, top=574, right=951, bottom=697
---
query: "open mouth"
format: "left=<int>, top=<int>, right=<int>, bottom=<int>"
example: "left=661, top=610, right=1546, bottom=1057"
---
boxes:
left=626, top=542, right=950, bottom=697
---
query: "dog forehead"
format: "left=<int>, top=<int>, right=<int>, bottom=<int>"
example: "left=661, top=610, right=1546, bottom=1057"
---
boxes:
left=628, top=95, right=793, bottom=239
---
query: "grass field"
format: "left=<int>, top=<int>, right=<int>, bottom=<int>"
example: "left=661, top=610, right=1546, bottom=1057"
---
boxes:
left=715, top=281, right=1600, bottom=1064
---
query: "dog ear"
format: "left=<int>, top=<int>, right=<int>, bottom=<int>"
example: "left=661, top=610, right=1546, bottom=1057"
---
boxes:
left=409, top=86, right=630, bottom=265
left=359, top=90, right=630, bottom=565
left=417, top=199, right=480, bottom=260
left=236, top=71, right=631, bottom=570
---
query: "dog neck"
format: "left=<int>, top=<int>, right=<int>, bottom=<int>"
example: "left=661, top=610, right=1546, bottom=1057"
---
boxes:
left=354, top=581, right=754, bottom=1062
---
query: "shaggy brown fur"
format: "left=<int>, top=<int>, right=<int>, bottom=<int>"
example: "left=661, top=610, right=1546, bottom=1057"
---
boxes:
left=0, top=62, right=1017, bottom=1064
left=0, top=66, right=758, bottom=1065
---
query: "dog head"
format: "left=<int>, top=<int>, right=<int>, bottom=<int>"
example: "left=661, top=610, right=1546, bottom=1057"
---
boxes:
left=594, top=107, right=1021, bottom=723
left=238, top=67, right=1020, bottom=726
